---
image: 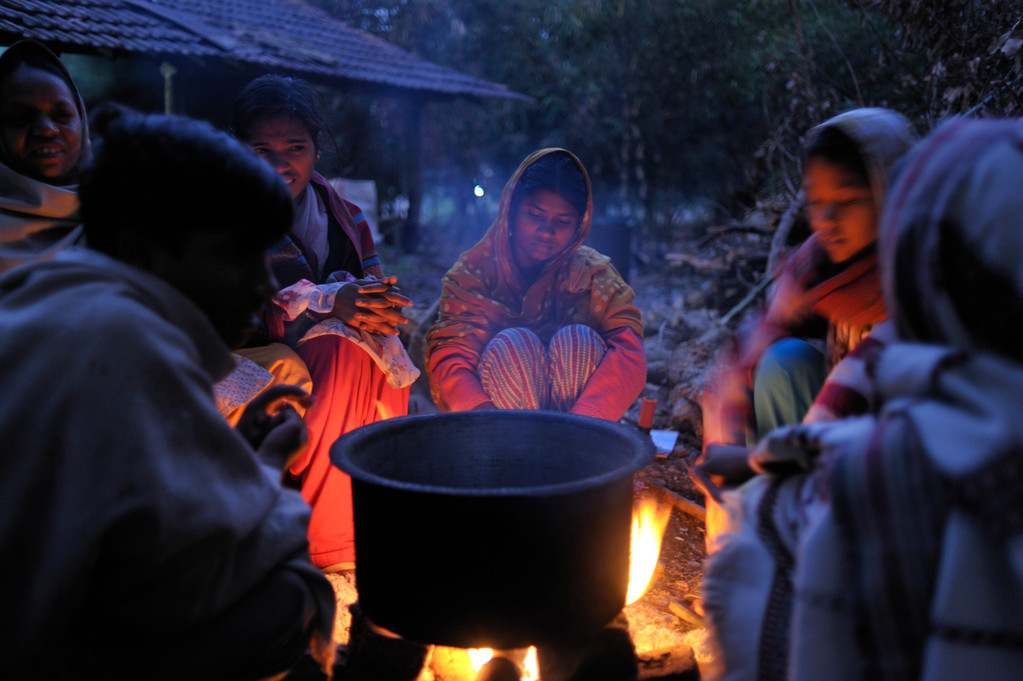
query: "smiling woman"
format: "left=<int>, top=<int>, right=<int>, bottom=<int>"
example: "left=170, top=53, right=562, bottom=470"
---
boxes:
left=426, top=148, right=646, bottom=421
left=0, top=39, right=90, bottom=274
left=244, top=114, right=317, bottom=200
left=229, top=74, right=417, bottom=573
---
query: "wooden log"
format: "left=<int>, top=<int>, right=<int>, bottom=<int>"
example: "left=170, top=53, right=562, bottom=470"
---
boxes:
left=645, top=484, right=706, bottom=523
left=342, top=603, right=429, bottom=681
left=663, top=252, right=731, bottom=273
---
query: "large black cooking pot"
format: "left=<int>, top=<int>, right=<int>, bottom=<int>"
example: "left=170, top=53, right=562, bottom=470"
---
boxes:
left=331, top=410, right=654, bottom=650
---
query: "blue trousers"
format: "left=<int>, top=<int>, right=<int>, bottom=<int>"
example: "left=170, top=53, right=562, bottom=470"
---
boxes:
left=750, top=338, right=827, bottom=445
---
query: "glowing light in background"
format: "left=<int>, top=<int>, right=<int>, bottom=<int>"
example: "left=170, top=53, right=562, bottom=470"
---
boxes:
left=474, top=184, right=485, bottom=197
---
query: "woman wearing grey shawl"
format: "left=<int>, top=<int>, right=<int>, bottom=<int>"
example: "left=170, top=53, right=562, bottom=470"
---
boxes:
left=0, top=39, right=89, bottom=274
left=701, top=117, right=1023, bottom=681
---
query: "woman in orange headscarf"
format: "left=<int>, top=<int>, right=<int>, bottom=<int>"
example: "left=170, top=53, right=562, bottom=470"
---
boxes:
left=426, top=148, right=645, bottom=421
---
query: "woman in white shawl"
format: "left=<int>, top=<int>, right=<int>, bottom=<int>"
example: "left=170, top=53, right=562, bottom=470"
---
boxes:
left=0, top=39, right=89, bottom=274
left=701, top=116, right=1023, bottom=681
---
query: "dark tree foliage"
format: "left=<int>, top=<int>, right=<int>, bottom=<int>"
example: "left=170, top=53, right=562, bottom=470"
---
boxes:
left=846, top=0, right=1023, bottom=118
left=754, top=0, right=1021, bottom=208
left=308, top=1, right=1018, bottom=238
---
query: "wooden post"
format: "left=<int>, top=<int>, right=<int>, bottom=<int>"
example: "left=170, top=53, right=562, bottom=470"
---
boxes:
left=400, top=97, right=423, bottom=253
left=159, top=61, right=177, bottom=115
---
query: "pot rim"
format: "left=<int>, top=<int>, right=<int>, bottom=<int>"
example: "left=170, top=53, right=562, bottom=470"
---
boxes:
left=332, top=409, right=655, bottom=497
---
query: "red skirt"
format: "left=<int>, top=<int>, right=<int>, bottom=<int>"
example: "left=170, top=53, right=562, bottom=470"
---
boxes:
left=289, top=334, right=409, bottom=568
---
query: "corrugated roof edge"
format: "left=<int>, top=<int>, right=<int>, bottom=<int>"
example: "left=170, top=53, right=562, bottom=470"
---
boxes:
left=0, top=0, right=532, bottom=101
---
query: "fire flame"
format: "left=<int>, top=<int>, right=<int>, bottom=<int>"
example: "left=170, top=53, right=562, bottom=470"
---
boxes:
left=626, top=495, right=670, bottom=605
left=523, top=648, right=538, bottom=680
left=375, top=398, right=398, bottom=421
left=467, top=648, right=493, bottom=670
left=468, top=647, right=539, bottom=680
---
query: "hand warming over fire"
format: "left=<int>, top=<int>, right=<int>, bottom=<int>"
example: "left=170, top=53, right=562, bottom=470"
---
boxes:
left=691, top=443, right=755, bottom=503
left=331, top=275, right=413, bottom=336
left=235, top=385, right=313, bottom=471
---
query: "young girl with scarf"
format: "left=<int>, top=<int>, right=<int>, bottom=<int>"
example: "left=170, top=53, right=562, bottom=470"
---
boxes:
left=701, top=108, right=916, bottom=459
left=0, top=39, right=89, bottom=274
left=231, top=75, right=416, bottom=572
left=700, top=117, right=1023, bottom=681
left=426, top=148, right=645, bottom=421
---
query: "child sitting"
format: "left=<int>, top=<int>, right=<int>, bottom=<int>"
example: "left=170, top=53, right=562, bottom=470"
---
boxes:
left=426, top=148, right=645, bottom=420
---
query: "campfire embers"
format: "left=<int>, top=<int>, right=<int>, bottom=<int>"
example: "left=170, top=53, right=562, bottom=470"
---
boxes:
left=338, top=605, right=640, bottom=681
left=336, top=606, right=696, bottom=681
left=475, top=655, right=523, bottom=681
left=466, top=619, right=639, bottom=681
left=469, top=647, right=536, bottom=681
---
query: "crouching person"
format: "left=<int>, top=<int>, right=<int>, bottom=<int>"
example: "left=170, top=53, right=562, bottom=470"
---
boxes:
left=0, top=107, right=335, bottom=680
left=700, top=117, right=1023, bottom=681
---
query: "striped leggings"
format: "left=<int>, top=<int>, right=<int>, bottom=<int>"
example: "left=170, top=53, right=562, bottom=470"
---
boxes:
left=478, top=324, right=606, bottom=411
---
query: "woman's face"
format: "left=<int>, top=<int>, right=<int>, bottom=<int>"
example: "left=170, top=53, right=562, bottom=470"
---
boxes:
left=243, top=114, right=316, bottom=200
left=803, top=158, right=878, bottom=263
left=0, top=63, right=83, bottom=183
left=510, top=189, right=581, bottom=273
